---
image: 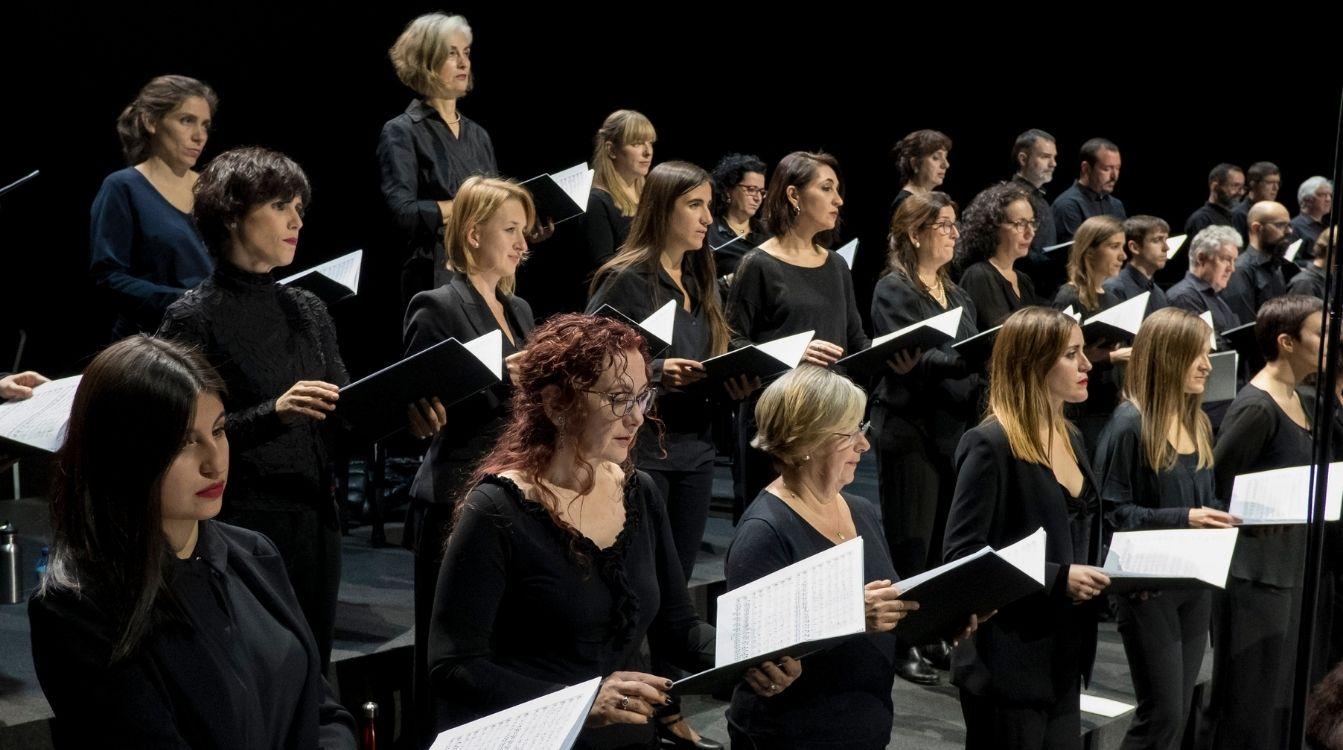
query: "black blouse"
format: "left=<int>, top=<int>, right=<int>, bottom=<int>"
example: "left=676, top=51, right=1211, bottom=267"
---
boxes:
left=586, top=262, right=718, bottom=471
left=725, top=491, right=898, bottom=748
left=159, top=262, right=349, bottom=508
left=869, top=271, right=981, bottom=457
left=958, top=260, right=1039, bottom=331
left=428, top=469, right=714, bottom=747
left=1214, top=384, right=1314, bottom=587
left=583, top=188, right=633, bottom=274
left=1096, top=401, right=1218, bottom=531
left=726, top=248, right=869, bottom=353
left=706, top=219, right=767, bottom=279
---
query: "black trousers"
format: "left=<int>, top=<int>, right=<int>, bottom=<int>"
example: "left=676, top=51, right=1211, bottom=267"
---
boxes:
left=734, top=393, right=776, bottom=520
left=960, top=683, right=1082, bottom=750
left=410, top=500, right=455, bottom=747
left=871, top=408, right=953, bottom=579
left=645, top=462, right=716, bottom=582
left=1203, top=577, right=1301, bottom=750
left=221, top=504, right=342, bottom=670
left=1115, top=589, right=1210, bottom=750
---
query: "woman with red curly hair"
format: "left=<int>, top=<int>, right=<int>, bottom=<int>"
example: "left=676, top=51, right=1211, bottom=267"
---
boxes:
left=427, top=313, right=798, bottom=749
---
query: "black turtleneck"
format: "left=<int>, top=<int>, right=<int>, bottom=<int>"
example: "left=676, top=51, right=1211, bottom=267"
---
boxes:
left=158, top=261, right=349, bottom=508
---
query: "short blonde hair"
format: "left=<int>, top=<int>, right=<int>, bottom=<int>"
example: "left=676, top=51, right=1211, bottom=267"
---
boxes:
left=752, top=365, right=866, bottom=468
left=389, top=13, right=473, bottom=98
left=445, top=176, right=536, bottom=295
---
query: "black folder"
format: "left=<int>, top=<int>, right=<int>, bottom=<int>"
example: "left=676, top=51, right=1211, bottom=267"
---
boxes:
left=1222, top=320, right=1263, bottom=373
left=1081, top=292, right=1149, bottom=345
left=279, top=250, right=362, bottom=306
left=339, top=333, right=501, bottom=441
left=711, top=234, right=755, bottom=257
left=521, top=164, right=591, bottom=225
left=590, top=302, right=673, bottom=357
left=671, top=633, right=861, bottom=695
left=835, top=307, right=963, bottom=381
left=697, top=330, right=813, bottom=385
left=951, top=324, right=1002, bottom=372
left=1102, top=574, right=1219, bottom=595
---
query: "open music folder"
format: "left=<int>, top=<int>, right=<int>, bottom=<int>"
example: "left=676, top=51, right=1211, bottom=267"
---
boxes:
left=279, top=249, right=363, bottom=305
left=835, top=307, right=963, bottom=381
left=0, top=375, right=81, bottom=453
left=523, top=163, right=594, bottom=225
left=696, top=330, right=814, bottom=386
left=835, top=238, right=857, bottom=269
left=340, top=329, right=503, bottom=442
left=427, top=677, right=600, bottom=750
left=886, top=527, right=1046, bottom=645
left=590, top=300, right=675, bottom=357
left=1101, top=528, right=1239, bottom=594
left=673, top=537, right=866, bottom=695
left=1083, top=291, right=1149, bottom=344
left=1229, top=462, right=1343, bottom=524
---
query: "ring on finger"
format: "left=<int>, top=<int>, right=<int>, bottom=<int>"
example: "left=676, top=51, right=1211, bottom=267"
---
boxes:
left=767, top=683, right=778, bottom=693
left=619, top=695, right=630, bottom=711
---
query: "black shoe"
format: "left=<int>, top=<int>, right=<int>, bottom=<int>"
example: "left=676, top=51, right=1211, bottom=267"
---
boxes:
left=895, top=646, right=940, bottom=685
left=656, top=719, right=725, bottom=750
left=922, top=640, right=953, bottom=671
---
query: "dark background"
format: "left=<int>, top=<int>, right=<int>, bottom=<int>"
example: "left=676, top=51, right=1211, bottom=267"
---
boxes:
left=2, top=7, right=1340, bottom=380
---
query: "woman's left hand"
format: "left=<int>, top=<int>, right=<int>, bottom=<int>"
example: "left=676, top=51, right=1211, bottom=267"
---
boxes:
left=886, top=349, right=921, bottom=375
left=865, top=580, right=918, bottom=632
left=949, top=611, right=994, bottom=648
left=1109, top=346, right=1133, bottom=364
left=406, top=397, right=447, bottom=439
left=505, top=351, right=526, bottom=383
left=744, top=656, right=802, bottom=697
left=528, top=219, right=556, bottom=243
left=0, top=371, right=49, bottom=400
left=723, top=374, right=762, bottom=401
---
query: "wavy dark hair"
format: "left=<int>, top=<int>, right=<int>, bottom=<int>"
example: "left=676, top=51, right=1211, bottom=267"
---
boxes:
left=40, top=336, right=225, bottom=663
left=462, top=314, right=653, bottom=569
left=953, top=181, right=1033, bottom=271
left=116, top=75, right=218, bottom=166
left=193, top=146, right=312, bottom=259
left=710, top=153, right=767, bottom=231
left=887, top=191, right=959, bottom=294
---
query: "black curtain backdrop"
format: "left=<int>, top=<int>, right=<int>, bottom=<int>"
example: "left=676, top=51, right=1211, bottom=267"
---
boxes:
left=2, top=7, right=1340, bottom=380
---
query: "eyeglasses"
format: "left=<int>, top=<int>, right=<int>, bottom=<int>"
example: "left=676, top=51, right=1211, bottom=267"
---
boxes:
left=832, top=421, right=872, bottom=448
left=736, top=185, right=767, bottom=198
left=580, top=386, right=657, bottom=417
left=1001, top=219, right=1040, bottom=233
left=926, top=220, right=961, bottom=237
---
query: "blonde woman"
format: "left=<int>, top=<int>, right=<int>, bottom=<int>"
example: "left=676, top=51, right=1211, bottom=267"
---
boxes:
left=585, top=109, right=657, bottom=271
left=378, top=12, right=498, bottom=299
left=1094, top=308, right=1236, bottom=750
left=944, top=306, right=1109, bottom=749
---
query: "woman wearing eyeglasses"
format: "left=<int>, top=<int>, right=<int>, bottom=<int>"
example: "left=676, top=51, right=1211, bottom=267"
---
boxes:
left=707, top=154, right=769, bottom=280
left=428, top=314, right=798, bottom=749
left=870, top=191, right=981, bottom=684
left=954, top=182, right=1041, bottom=332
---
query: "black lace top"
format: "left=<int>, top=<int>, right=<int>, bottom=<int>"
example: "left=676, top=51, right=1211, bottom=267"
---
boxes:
left=158, top=261, right=349, bottom=508
left=428, top=468, right=714, bottom=746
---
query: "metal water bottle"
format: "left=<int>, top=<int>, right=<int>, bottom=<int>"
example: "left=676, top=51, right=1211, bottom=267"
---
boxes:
left=0, top=523, right=20, bottom=604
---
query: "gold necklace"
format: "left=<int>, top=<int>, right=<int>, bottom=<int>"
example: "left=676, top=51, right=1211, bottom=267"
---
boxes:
left=785, top=485, right=848, bottom=540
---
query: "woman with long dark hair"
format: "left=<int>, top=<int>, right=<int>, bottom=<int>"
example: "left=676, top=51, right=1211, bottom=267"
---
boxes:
left=29, top=336, right=355, bottom=749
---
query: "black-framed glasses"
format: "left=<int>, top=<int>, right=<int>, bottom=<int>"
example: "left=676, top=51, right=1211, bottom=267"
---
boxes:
left=581, top=386, right=657, bottom=417
left=736, top=185, right=767, bottom=198
left=927, top=220, right=961, bottom=237
left=832, top=421, right=872, bottom=447
left=1001, top=218, right=1040, bottom=233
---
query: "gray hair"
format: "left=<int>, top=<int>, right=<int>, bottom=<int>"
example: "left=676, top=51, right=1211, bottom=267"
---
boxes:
left=1298, top=176, right=1333, bottom=207
left=1189, top=225, right=1243, bottom=264
left=389, top=13, right=474, bottom=98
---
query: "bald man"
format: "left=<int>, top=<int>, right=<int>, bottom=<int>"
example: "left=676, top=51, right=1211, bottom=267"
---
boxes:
left=1222, top=201, right=1294, bottom=322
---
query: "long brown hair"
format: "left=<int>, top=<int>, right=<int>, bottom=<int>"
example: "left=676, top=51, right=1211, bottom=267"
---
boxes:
left=986, top=306, right=1079, bottom=465
left=887, top=191, right=959, bottom=294
left=591, top=161, right=731, bottom=356
left=1066, top=215, right=1125, bottom=312
left=1124, top=308, right=1214, bottom=471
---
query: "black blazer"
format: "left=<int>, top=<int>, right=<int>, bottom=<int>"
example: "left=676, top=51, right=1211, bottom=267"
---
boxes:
left=403, top=273, right=535, bottom=505
left=943, top=420, right=1104, bottom=708
left=29, top=521, right=355, bottom=750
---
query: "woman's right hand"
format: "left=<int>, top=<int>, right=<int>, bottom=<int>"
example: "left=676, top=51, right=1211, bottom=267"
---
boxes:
left=864, top=579, right=918, bottom=632
left=1066, top=565, right=1111, bottom=602
left=585, top=671, right=673, bottom=728
left=275, top=380, right=341, bottom=424
left=802, top=340, right=844, bottom=367
left=1188, top=507, right=1240, bottom=528
left=661, top=358, right=706, bottom=388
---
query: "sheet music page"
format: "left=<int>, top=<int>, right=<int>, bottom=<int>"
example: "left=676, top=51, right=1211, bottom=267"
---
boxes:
left=992, top=527, right=1047, bottom=585
left=1229, top=463, right=1343, bottom=524
left=279, top=249, right=362, bottom=292
left=0, top=375, right=82, bottom=452
left=1165, top=235, right=1187, bottom=259
left=1090, top=292, right=1149, bottom=335
left=757, top=330, right=815, bottom=368
left=715, top=537, right=865, bottom=666
left=461, top=329, right=504, bottom=380
left=641, top=300, right=676, bottom=347
left=428, top=677, right=600, bottom=750
left=835, top=239, right=857, bottom=269
left=1103, top=528, right=1239, bottom=586
left=551, top=163, right=594, bottom=210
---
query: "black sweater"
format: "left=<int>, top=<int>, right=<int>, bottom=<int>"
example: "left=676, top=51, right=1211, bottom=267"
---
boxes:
left=726, top=248, right=869, bottom=353
left=1095, top=400, right=1219, bottom=531
left=958, top=260, right=1039, bottom=332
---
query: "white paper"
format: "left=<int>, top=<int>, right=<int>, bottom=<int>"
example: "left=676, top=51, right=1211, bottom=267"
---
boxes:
left=641, top=300, right=676, bottom=348
left=1285, top=239, right=1304, bottom=264
left=1200, top=310, right=1216, bottom=350
left=715, top=536, right=865, bottom=666
left=835, top=238, right=858, bottom=269
left=1080, top=694, right=1134, bottom=718
left=757, top=330, right=815, bottom=368
left=872, top=307, right=963, bottom=349
left=1043, top=240, right=1074, bottom=253
left=0, top=375, right=81, bottom=453
left=279, top=249, right=362, bottom=293
left=1062, top=305, right=1080, bottom=321
left=896, top=527, right=1047, bottom=592
left=550, top=163, right=594, bottom=211
left=428, top=677, right=601, bottom=750
left=1165, top=234, right=1187, bottom=260
left=461, top=329, right=504, bottom=380
left=1229, top=462, right=1343, bottom=524
left=1103, top=528, right=1239, bottom=588
left=1088, top=292, right=1150, bottom=336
